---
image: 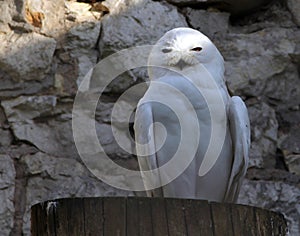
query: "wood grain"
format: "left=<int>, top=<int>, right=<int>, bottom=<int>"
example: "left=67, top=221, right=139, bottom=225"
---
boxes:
left=31, top=197, right=288, bottom=236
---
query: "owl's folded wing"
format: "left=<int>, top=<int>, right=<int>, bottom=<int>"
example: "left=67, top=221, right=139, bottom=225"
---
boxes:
left=225, top=96, right=250, bottom=202
left=134, top=101, right=163, bottom=197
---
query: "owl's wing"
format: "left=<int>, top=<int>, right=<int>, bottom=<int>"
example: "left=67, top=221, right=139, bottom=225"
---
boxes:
left=134, top=102, right=163, bottom=197
left=224, top=96, right=250, bottom=202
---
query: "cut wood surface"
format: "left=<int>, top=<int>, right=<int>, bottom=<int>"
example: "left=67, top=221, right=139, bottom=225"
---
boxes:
left=31, top=197, right=287, bottom=236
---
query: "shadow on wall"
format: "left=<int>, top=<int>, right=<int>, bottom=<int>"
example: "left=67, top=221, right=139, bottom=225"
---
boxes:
left=0, top=0, right=300, bottom=235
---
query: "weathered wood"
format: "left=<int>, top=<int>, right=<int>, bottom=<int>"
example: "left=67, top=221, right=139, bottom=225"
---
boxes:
left=137, top=197, right=153, bottom=236
left=165, top=198, right=187, bottom=236
left=184, top=199, right=213, bottom=236
left=126, top=197, right=139, bottom=236
left=150, top=198, right=169, bottom=236
left=84, top=198, right=104, bottom=236
left=103, top=197, right=126, bottom=236
left=31, top=197, right=288, bottom=236
left=211, top=202, right=234, bottom=235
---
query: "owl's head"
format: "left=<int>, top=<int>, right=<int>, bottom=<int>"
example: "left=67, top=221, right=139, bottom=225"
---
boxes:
left=148, top=28, right=224, bottom=79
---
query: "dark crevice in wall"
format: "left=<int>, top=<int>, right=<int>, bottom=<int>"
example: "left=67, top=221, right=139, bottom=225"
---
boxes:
left=275, top=148, right=289, bottom=171
left=9, top=157, right=28, bottom=236
left=95, top=22, right=103, bottom=62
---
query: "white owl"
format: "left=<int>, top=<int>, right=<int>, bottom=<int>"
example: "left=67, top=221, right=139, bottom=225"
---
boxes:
left=134, top=27, right=250, bottom=202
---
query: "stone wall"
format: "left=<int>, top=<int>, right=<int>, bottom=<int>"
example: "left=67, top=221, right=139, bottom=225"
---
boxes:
left=0, top=0, right=299, bottom=235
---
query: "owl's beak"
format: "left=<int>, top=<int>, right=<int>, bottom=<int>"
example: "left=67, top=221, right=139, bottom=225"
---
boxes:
left=175, top=59, right=188, bottom=70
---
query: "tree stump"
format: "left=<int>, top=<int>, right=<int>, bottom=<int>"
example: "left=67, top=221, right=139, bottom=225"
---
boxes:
left=31, top=197, right=287, bottom=236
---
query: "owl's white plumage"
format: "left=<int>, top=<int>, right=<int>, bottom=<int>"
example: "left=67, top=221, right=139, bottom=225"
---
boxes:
left=134, top=27, right=250, bottom=202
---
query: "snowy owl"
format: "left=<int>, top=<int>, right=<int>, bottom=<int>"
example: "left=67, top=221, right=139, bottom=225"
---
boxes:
left=134, top=27, right=250, bottom=202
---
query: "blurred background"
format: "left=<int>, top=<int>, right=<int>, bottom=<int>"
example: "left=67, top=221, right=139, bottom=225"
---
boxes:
left=0, top=0, right=299, bottom=235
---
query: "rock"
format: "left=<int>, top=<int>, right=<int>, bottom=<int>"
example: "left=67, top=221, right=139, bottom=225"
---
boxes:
left=26, top=0, right=65, bottom=38
left=21, top=151, right=133, bottom=234
left=1, top=95, right=137, bottom=162
left=229, top=3, right=296, bottom=33
left=64, top=21, right=101, bottom=86
left=245, top=168, right=300, bottom=184
left=287, top=0, right=300, bottom=26
left=99, top=0, right=188, bottom=57
left=97, top=0, right=187, bottom=93
left=0, top=31, right=56, bottom=82
left=2, top=96, right=57, bottom=120
left=284, top=154, right=300, bottom=176
left=1, top=96, right=78, bottom=159
left=238, top=178, right=300, bottom=235
left=0, top=0, right=14, bottom=34
left=276, top=101, right=300, bottom=175
left=0, top=130, right=13, bottom=147
left=165, top=0, right=209, bottom=5
left=247, top=102, right=278, bottom=168
left=166, top=0, right=274, bottom=15
left=0, top=106, right=13, bottom=147
left=221, top=6, right=300, bottom=128
left=220, top=28, right=296, bottom=97
left=0, top=0, right=13, bottom=25
left=0, top=72, right=53, bottom=99
left=52, top=54, right=78, bottom=96
left=184, top=8, right=230, bottom=39
left=66, top=21, right=101, bottom=53
left=73, top=98, right=135, bottom=161
left=0, top=155, right=15, bottom=236
left=278, top=126, right=300, bottom=175
left=51, top=4, right=102, bottom=93
left=279, top=126, right=300, bottom=155
left=96, top=123, right=133, bottom=160
left=264, top=63, right=300, bottom=111
left=65, top=1, right=102, bottom=24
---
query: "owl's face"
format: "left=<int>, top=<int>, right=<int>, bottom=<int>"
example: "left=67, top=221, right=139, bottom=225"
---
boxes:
left=148, top=28, right=223, bottom=71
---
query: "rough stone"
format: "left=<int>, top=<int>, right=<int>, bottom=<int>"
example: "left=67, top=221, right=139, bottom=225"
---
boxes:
left=0, top=106, right=13, bottom=147
left=0, top=1, right=12, bottom=23
left=26, top=0, right=65, bottom=38
left=1, top=96, right=78, bottom=159
left=166, top=0, right=274, bottom=15
left=0, top=31, right=56, bottom=82
left=64, top=21, right=101, bottom=86
left=220, top=28, right=296, bottom=98
left=0, top=154, right=15, bottom=236
left=278, top=126, right=300, bottom=175
left=276, top=100, right=300, bottom=175
left=279, top=127, right=300, bottom=155
left=0, top=0, right=13, bottom=25
left=229, top=3, right=296, bottom=33
left=65, top=1, right=102, bottom=24
left=284, top=154, right=300, bottom=176
left=21, top=151, right=133, bottom=235
left=264, top=63, right=300, bottom=111
left=0, top=129, right=13, bottom=147
left=96, top=123, right=133, bottom=159
left=0, top=71, right=54, bottom=99
left=238, top=178, right=300, bottom=236
left=52, top=54, right=78, bottom=96
left=97, top=0, right=187, bottom=93
left=287, top=0, right=300, bottom=26
left=246, top=168, right=300, bottom=184
left=99, top=0, right=188, bottom=57
left=65, top=21, right=101, bottom=52
left=184, top=8, right=230, bottom=39
left=247, top=102, right=278, bottom=169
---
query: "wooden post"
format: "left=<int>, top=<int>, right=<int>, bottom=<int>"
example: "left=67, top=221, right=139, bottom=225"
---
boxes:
left=31, top=197, right=287, bottom=236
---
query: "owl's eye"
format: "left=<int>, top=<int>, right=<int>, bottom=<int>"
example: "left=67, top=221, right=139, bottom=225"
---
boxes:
left=191, top=47, right=202, bottom=52
left=162, top=48, right=172, bottom=53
